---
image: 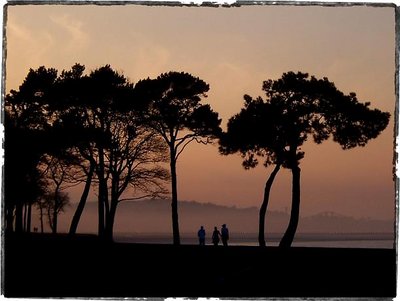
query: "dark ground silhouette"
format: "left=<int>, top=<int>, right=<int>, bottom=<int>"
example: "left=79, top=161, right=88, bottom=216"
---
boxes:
left=4, top=233, right=396, bottom=298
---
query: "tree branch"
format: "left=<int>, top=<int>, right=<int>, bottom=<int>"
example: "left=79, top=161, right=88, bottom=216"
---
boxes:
left=175, top=136, right=196, bottom=160
left=118, top=194, right=159, bottom=203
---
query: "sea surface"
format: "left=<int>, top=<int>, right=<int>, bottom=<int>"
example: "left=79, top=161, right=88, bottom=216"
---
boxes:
left=114, top=232, right=395, bottom=249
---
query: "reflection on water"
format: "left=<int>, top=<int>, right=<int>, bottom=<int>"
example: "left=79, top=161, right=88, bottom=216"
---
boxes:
left=114, top=233, right=395, bottom=249
left=291, top=240, right=394, bottom=249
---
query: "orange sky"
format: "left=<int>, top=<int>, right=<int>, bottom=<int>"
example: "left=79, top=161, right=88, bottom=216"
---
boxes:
left=4, top=4, right=396, bottom=220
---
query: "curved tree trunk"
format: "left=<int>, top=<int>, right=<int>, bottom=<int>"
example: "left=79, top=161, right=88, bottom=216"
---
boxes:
left=97, top=148, right=107, bottom=238
left=259, top=163, right=281, bottom=247
left=279, top=165, right=301, bottom=248
left=26, top=203, right=32, bottom=233
left=170, top=147, right=180, bottom=245
left=23, top=203, right=28, bottom=232
left=69, top=163, right=94, bottom=235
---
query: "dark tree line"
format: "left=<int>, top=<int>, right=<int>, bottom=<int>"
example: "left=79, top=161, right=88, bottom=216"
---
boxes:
left=5, top=64, right=221, bottom=243
left=5, top=67, right=389, bottom=247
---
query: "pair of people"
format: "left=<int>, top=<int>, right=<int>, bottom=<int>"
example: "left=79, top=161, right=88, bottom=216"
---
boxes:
left=198, top=224, right=229, bottom=246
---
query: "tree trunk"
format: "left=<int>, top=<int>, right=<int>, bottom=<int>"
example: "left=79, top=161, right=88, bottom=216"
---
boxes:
left=15, top=202, right=23, bottom=234
left=47, top=206, right=54, bottom=233
left=97, top=148, right=106, bottom=238
left=23, top=203, right=28, bottom=232
left=279, top=165, right=301, bottom=248
left=5, top=205, right=14, bottom=234
left=97, top=183, right=106, bottom=238
left=39, top=205, right=44, bottom=233
left=69, top=164, right=94, bottom=235
left=259, top=164, right=281, bottom=247
left=105, top=198, right=118, bottom=242
left=26, top=203, right=32, bottom=233
left=170, top=149, right=180, bottom=245
left=52, top=189, right=59, bottom=234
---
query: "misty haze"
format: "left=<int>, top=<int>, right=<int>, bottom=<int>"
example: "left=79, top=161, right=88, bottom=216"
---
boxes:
left=3, top=3, right=396, bottom=298
left=45, top=199, right=394, bottom=248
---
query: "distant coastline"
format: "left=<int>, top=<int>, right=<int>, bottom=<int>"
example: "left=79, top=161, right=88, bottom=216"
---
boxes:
left=52, top=199, right=394, bottom=236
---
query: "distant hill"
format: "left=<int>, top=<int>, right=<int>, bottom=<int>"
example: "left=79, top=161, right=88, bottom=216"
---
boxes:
left=299, top=212, right=394, bottom=234
left=53, top=199, right=394, bottom=235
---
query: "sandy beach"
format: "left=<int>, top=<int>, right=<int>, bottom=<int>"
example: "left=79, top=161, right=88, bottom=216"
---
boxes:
left=3, top=233, right=396, bottom=298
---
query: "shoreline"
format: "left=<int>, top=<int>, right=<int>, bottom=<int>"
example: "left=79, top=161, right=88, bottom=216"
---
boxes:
left=112, top=231, right=395, bottom=249
left=3, top=233, right=397, bottom=298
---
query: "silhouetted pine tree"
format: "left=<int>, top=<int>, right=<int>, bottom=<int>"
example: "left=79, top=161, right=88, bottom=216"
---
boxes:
left=220, top=71, right=390, bottom=247
left=135, top=72, right=222, bottom=245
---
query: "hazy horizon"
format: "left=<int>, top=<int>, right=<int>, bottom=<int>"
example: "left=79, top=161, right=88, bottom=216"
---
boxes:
left=5, top=4, right=396, bottom=221
left=40, top=199, right=394, bottom=237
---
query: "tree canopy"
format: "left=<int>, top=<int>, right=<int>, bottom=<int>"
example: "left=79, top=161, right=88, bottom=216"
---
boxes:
left=220, top=71, right=390, bottom=247
left=5, top=64, right=170, bottom=240
left=135, top=71, right=222, bottom=245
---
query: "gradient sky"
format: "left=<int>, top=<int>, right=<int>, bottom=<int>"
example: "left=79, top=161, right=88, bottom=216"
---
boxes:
left=5, top=4, right=396, bottom=220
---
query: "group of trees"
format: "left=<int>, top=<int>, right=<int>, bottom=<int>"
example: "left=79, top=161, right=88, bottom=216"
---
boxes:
left=5, top=64, right=221, bottom=242
left=5, top=65, right=390, bottom=247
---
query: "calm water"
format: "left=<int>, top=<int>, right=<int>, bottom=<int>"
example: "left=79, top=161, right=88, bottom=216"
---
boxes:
left=114, top=233, right=395, bottom=249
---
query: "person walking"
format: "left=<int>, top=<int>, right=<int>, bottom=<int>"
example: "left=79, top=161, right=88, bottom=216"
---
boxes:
left=198, top=226, right=206, bottom=245
left=212, top=226, right=221, bottom=246
left=221, top=224, right=229, bottom=246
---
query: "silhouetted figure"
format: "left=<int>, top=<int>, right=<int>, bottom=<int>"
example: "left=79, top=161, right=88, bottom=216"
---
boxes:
left=198, top=226, right=206, bottom=245
left=212, top=226, right=221, bottom=246
left=221, top=224, right=229, bottom=246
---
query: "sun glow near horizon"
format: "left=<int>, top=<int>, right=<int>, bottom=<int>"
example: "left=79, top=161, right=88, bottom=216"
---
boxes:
left=4, top=4, right=396, bottom=221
